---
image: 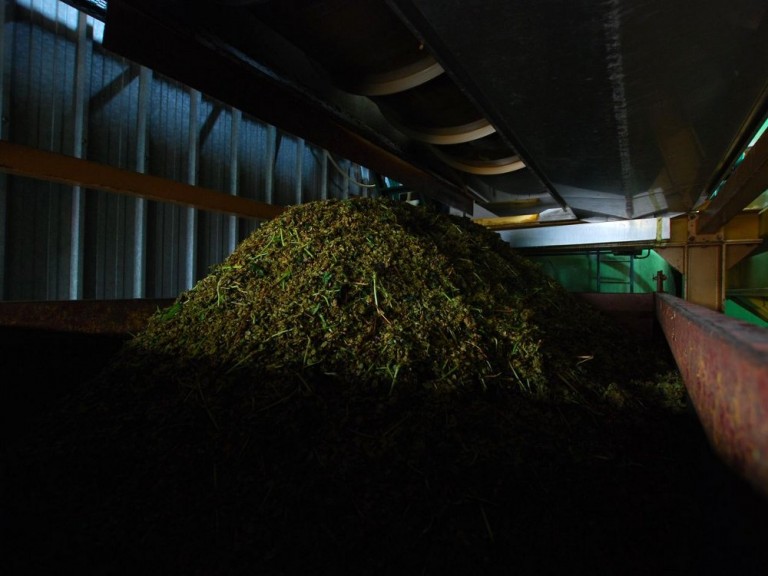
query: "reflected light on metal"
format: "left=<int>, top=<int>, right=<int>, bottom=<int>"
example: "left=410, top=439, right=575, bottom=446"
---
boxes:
left=499, top=217, right=670, bottom=248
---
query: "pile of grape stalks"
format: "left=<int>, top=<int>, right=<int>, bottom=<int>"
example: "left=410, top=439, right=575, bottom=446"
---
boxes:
left=11, top=197, right=690, bottom=575
left=121, top=196, right=681, bottom=405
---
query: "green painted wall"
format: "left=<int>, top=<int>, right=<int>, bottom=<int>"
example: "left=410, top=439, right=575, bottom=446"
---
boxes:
left=528, top=244, right=768, bottom=327
left=528, top=250, right=677, bottom=294
left=728, top=248, right=768, bottom=289
left=724, top=299, right=768, bottom=327
left=725, top=246, right=768, bottom=327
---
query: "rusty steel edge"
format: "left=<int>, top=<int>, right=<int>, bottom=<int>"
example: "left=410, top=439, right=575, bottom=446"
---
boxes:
left=656, top=293, right=768, bottom=498
left=0, top=299, right=176, bottom=336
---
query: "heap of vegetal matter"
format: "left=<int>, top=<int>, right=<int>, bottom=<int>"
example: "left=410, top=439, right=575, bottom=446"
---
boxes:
left=118, top=196, right=681, bottom=408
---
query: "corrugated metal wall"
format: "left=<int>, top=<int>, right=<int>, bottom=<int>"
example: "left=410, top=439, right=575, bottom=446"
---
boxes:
left=0, top=0, right=378, bottom=301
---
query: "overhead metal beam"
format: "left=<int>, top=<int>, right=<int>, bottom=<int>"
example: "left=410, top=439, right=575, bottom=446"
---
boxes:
left=698, top=127, right=768, bottom=234
left=500, top=217, right=670, bottom=249
left=656, top=293, right=768, bottom=498
left=0, top=140, right=284, bottom=220
left=473, top=214, right=539, bottom=230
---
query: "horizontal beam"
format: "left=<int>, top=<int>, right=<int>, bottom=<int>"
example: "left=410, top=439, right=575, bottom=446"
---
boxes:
left=656, top=293, right=768, bottom=497
left=0, top=140, right=284, bottom=220
left=0, top=299, right=175, bottom=335
left=499, top=217, right=670, bottom=249
left=472, top=214, right=539, bottom=230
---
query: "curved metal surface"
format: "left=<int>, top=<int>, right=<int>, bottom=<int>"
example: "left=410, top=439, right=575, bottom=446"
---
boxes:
left=349, top=54, right=445, bottom=96
left=432, top=148, right=526, bottom=175
left=387, top=0, right=768, bottom=219
left=384, top=116, right=495, bottom=145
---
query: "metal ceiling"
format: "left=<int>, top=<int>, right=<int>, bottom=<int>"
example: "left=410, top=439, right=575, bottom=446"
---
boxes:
left=100, top=0, right=768, bottom=223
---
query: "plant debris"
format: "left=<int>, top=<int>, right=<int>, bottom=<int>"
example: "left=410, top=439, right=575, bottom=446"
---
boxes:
left=118, top=196, right=684, bottom=410
left=10, top=197, right=748, bottom=576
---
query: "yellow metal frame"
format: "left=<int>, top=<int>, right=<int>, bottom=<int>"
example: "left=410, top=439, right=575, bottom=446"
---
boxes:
left=655, top=211, right=765, bottom=311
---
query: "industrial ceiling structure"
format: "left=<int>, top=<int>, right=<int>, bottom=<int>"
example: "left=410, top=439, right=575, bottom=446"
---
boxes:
left=94, top=0, right=768, bottom=229
left=2, top=0, right=767, bottom=502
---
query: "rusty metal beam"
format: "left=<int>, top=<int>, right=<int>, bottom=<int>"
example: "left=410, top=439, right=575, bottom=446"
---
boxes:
left=0, top=299, right=175, bottom=335
left=656, top=293, right=768, bottom=498
left=0, top=140, right=284, bottom=220
left=698, top=127, right=768, bottom=234
left=102, top=0, right=471, bottom=213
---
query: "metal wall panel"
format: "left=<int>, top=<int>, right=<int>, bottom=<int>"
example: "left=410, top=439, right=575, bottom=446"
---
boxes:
left=0, top=0, right=9, bottom=299
left=6, top=176, right=74, bottom=299
left=3, top=1, right=81, bottom=301
left=0, top=0, right=377, bottom=301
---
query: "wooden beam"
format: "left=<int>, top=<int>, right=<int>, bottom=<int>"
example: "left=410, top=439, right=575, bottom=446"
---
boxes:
left=698, top=130, right=768, bottom=234
left=0, top=140, right=284, bottom=220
